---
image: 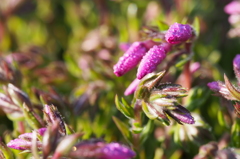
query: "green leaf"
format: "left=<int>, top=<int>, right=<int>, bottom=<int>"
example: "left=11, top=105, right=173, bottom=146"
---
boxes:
left=231, top=118, right=240, bottom=147
left=115, top=95, right=134, bottom=119
left=157, top=115, right=170, bottom=126
left=22, top=103, right=42, bottom=129
left=142, top=101, right=158, bottom=119
left=173, top=125, right=190, bottom=151
left=186, top=86, right=211, bottom=111
left=65, top=123, right=75, bottom=135
left=181, top=18, right=188, bottom=24
left=112, top=116, right=132, bottom=143
left=132, top=122, right=143, bottom=134
left=217, top=110, right=228, bottom=128
left=0, top=141, right=14, bottom=159
left=175, top=54, right=193, bottom=68
left=157, top=21, right=169, bottom=31
left=192, top=17, right=200, bottom=37
left=19, top=150, right=31, bottom=154
left=140, top=120, right=154, bottom=144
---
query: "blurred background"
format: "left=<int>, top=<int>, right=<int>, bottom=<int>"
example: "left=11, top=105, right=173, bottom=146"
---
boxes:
left=0, top=0, right=240, bottom=158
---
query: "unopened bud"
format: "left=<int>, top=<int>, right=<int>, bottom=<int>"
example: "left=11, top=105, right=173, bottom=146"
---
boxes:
left=98, top=143, right=136, bottom=159
left=153, top=83, right=188, bottom=98
left=7, top=138, right=42, bottom=150
left=114, top=42, right=147, bottom=77
left=7, top=84, right=32, bottom=108
left=165, top=105, right=195, bottom=124
left=207, top=81, right=238, bottom=101
left=43, top=105, right=66, bottom=136
left=233, top=54, right=240, bottom=84
left=124, top=78, right=140, bottom=96
left=165, top=23, right=193, bottom=44
left=18, top=128, right=47, bottom=141
left=137, top=43, right=170, bottom=79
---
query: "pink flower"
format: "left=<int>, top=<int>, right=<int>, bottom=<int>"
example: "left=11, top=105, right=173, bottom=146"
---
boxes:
left=224, top=1, right=240, bottom=15
left=137, top=43, right=171, bottom=79
left=113, top=42, right=147, bottom=77
left=165, top=23, right=193, bottom=44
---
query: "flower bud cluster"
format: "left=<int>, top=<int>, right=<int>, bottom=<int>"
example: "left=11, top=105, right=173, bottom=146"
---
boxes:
left=135, top=71, right=194, bottom=125
left=114, top=23, right=194, bottom=82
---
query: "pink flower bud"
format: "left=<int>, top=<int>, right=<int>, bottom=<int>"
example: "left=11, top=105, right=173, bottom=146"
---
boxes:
left=165, top=23, right=192, bottom=44
left=99, top=143, right=136, bottom=159
left=7, top=139, right=42, bottom=150
left=207, top=81, right=238, bottom=101
left=14, top=128, right=47, bottom=142
left=137, top=43, right=171, bottom=79
left=113, top=42, right=147, bottom=76
left=124, top=78, right=140, bottom=96
left=165, top=105, right=195, bottom=124
left=233, top=54, right=240, bottom=83
left=224, top=1, right=240, bottom=15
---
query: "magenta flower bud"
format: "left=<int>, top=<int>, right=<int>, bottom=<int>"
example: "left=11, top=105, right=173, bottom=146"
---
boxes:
left=137, top=43, right=171, bottom=79
left=7, top=139, right=42, bottom=150
left=99, top=143, right=136, bottom=159
left=124, top=78, right=140, bottom=96
left=165, top=23, right=193, bottom=44
left=113, top=42, right=147, bottom=77
left=165, top=105, right=195, bottom=124
left=18, top=128, right=47, bottom=141
left=224, top=1, right=240, bottom=15
left=207, top=81, right=238, bottom=101
left=38, top=128, right=47, bottom=136
left=233, top=54, right=240, bottom=83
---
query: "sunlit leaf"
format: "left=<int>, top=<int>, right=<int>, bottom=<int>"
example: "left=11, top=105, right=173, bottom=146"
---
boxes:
left=112, top=116, right=132, bottom=143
